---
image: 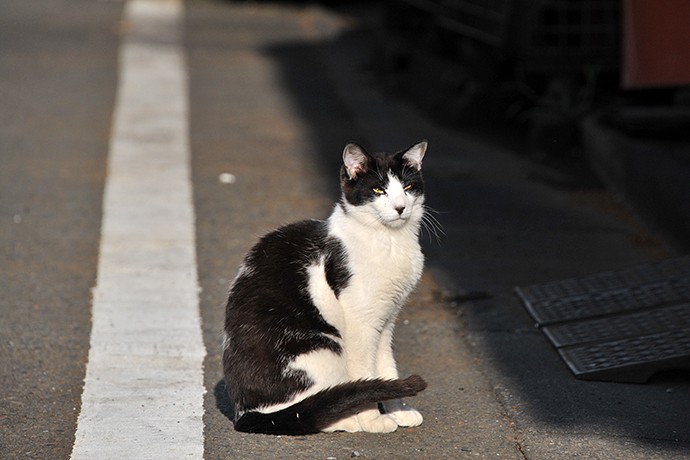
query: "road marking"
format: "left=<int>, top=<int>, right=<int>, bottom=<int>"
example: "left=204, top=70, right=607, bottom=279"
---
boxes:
left=71, top=0, right=206, bottom=458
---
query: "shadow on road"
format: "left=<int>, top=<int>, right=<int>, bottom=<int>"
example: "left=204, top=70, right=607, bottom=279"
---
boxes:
left=214, top=380, right=235, bottom=422
left=256, top=5, right=690, bottom=454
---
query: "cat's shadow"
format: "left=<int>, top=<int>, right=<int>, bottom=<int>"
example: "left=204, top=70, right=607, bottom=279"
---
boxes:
left=214, top=379, right=235, bottom=422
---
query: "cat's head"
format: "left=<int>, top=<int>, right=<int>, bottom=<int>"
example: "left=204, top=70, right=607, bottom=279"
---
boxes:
left=339, top=141, right=427, bottom=229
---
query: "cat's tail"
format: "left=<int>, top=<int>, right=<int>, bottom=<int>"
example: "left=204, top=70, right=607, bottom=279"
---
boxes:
left=233, top=374, right=427, bottom=435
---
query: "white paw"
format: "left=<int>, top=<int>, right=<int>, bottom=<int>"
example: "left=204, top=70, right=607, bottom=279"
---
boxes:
left=388, top=407, right=423, bottom=427
left=382, top=399, right=423, bottom=427
left=356, top=409, right=398, bottom=433
left=323, top=414, right=362, bottom=433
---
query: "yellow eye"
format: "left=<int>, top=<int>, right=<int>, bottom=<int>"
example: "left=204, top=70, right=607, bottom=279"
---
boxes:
left=372, top=187, right=385, bottom=195
left=403, top=184, right=412, bottom=191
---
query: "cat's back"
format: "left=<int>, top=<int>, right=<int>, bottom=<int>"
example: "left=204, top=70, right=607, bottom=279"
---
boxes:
left=227, top=218, right=350, bottom=310
left=235, top=219, right=327, bottom=286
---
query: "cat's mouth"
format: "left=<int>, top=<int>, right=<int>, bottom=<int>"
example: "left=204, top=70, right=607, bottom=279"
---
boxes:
left=383, top=214, right=409, bottom=227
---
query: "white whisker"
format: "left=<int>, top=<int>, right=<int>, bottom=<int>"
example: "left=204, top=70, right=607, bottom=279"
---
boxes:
left=421, top=205, right=445, bottom=244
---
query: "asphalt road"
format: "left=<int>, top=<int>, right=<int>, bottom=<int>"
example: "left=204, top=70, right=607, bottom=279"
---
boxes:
left=2, top=1, right=689, bottom=459
left=1, top=0, right=118, bottom=457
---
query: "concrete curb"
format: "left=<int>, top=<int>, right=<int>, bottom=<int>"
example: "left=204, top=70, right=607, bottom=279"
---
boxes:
left=582, top=114, right=690, bottom=252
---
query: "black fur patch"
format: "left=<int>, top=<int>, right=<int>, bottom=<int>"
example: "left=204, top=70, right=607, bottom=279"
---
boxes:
left=324, top=237, right=350, bottom=297
left=223, top=220, right=351, bottom=415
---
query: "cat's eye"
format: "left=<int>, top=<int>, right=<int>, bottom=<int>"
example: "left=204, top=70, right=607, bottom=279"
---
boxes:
left=372, top=187, right=385, bottom=195
left=403, top=184, right=413, bottom=191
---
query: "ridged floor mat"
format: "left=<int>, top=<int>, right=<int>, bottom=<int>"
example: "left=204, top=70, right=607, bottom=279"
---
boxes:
left=516, top=256, right=690, bottom=383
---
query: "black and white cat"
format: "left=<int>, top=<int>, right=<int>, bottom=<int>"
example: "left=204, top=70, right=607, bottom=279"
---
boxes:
left=223, top=141, right=430, bottom=435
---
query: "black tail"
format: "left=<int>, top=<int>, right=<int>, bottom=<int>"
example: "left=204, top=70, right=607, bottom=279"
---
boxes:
left=233, top=374, right=427, bottom=435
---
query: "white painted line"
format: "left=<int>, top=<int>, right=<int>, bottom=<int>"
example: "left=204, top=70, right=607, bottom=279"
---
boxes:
left=71, top=0, right=206, bottom=458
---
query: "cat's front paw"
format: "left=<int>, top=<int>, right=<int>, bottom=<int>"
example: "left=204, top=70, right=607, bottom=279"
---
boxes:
left=356, top=408, right=398, bottom=433
left=382, top=399, right=423, bottom=427
left=388, top=406, right=423, bottom=427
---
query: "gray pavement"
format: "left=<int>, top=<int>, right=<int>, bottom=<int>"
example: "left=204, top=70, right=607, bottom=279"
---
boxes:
left=0, top=1, right=119, bottom=458
left=1, top=0, right=689, bottom=458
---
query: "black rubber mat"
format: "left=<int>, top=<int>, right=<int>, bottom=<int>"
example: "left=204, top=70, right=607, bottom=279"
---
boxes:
left=516, top=256, right=690, bottom=383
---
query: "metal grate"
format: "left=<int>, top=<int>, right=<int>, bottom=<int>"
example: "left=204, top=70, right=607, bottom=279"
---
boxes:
left=543, top=303, right=690, bottom=347
left=516, top=256, right=690, bottom=383
left=559, top=329, right=690, bottom=382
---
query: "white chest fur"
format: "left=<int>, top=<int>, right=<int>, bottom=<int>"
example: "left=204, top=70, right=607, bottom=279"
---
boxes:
left=328, top=205, right=424, bottom=321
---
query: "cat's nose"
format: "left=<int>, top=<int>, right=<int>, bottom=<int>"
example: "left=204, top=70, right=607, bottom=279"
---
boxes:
left=395, top=205, right=405, bottom=215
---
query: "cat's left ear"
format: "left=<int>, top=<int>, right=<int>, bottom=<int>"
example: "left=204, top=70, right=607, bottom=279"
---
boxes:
left=343, top=143, right=369, bottom=179
left=402, top=141, right=427, bottom=171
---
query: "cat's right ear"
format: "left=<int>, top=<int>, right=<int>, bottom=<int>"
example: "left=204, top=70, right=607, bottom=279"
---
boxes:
left=343, top=143, right=369, bottom=179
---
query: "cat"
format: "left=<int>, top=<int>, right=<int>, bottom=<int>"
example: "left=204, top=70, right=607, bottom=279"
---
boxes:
left=222, top=141, right=431, bottom=435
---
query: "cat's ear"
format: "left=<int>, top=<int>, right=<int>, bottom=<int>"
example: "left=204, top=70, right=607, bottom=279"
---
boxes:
left=343, top=143, right=369, bottom=179
left=402, top=141, right=427, bottom=170
left=402, top=141, right=427, bottom=171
